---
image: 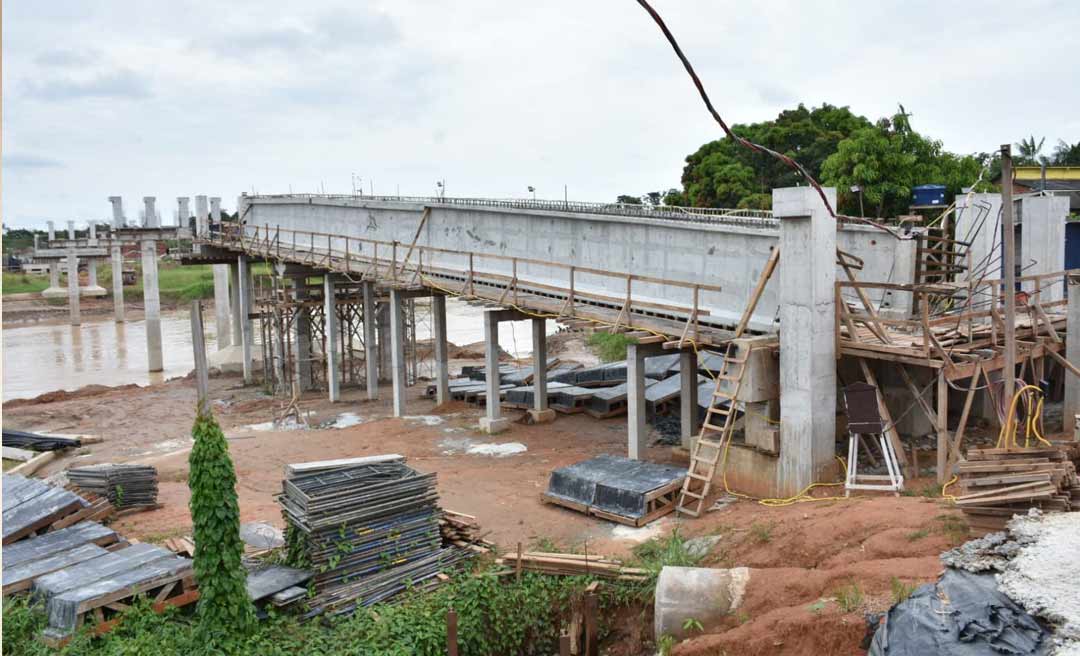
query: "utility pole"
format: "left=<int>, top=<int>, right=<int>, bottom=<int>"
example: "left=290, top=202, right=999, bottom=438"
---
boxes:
left=1000, top=143, right=1017, bottom=442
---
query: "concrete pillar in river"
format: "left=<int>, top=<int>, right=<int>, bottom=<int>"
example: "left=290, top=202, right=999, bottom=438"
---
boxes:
left=67, top=250, right=81, bottom=325
left=111, top=243, right=125, bottom=322
left=177, top=197, right=190, bottom=232
left=213, top=265, right=232, bottom=350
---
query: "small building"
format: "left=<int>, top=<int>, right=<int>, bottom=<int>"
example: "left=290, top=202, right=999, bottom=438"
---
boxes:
left=1005, top=166, right=1080, bottom=211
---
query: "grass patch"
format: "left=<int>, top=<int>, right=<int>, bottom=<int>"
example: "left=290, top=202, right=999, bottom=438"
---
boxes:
left=834, top=579, right=864, bottom=613
left=890, top=577, right=917, bottom=604
left=749, top=521, right=773, bottom=544
left=529, top=536, right=561, bottom=553
left=586, top=332, right=638, bottom=362
left=934, top=514, right=970, bottom=544
left=2, top=272, right=50, bottom=295
left=905, top=528, right=930, bottom=542
left=3, top=563, right=643, bottom=656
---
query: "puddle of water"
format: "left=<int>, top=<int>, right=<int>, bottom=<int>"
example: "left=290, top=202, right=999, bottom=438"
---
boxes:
left=439, top=436, right=527, bottom=457
left=404, top=415, right=444, bottom=426
left=322, top=412, right=364, bottom=429
left=610, top=517, right=673, bottom=542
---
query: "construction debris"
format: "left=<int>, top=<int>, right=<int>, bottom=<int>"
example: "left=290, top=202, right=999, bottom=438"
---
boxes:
left=439, top=509, right=493, bottom=552
left=499, top=551, right=647, bottom=581
left=951, top=443, right=1080, bottom=532
left=68, top=464, right=159, bottom=510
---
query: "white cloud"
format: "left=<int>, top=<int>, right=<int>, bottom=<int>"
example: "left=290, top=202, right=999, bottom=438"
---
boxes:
left=2, top=0, right=1078, bottom=229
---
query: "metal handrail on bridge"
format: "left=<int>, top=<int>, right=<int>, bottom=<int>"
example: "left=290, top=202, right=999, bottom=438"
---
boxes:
left=205, top=223, right=734, bottom=346
left=245, top=193, right=780, bottom=229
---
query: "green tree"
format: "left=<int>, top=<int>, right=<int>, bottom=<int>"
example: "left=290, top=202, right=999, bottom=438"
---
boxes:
left=188, top=404, right=255, bottom=649
left=820, top=108, right=982, bottom=217
left=1015, top=135, right=1048, bottom=166
left=675, top=103, right=872, bottom=208
left=1052, top=139, right=1080, bottom=166
left=615, top=194, right=643, bottom=205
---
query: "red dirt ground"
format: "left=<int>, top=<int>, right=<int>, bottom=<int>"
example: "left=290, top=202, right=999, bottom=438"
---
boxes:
left=4, top=374, right=971, bottom=655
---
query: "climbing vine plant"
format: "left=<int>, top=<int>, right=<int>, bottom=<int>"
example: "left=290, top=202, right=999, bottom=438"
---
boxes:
left=188, top=403, right=255, bottom=647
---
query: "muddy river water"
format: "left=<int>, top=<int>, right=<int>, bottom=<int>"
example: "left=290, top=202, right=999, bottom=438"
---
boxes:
left=2, top=298, right=549, bottom=402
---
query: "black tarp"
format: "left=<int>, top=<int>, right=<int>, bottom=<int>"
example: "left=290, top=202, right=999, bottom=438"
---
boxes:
left=869, top=569, right=1049, bottom=656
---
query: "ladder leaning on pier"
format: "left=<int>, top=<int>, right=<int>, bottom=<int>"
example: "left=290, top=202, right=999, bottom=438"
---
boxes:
left=676, top=247, right=778, bottom=517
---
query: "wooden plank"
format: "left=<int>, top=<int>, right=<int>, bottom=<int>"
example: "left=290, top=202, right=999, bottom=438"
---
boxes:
left=945, top=368, right=981, bottom=475
left=734, top=247, right=778, bottom=338
left=8, top=451, right=58, bottom=477
left=953, top=480, right=1052, bottom=501
left=2, top=446, right=37, bottom=462
left=954, top=486, right=1057, bottom=506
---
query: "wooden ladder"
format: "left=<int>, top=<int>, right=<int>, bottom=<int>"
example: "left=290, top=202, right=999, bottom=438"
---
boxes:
left=676, top=340, right=749, bottom=517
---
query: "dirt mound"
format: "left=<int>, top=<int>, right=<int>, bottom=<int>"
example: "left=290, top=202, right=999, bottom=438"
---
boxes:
left=4, top=383, right=143, bottom=408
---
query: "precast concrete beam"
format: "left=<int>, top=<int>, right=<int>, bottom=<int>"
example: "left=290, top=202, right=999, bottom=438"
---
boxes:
left=480, top=309, right=509, bottom=434
left=774, top=186, right=837, bottom=496
left=325, top=275, right=341, bottom=402
left=363, top=281, right=379, bottom=400
left=432, top=294, right=450, bottom=406
left=389, top=288, right=407, bottom=417
left=529, top=317, right=555, bottom=424
left=141, top=239, right=163, bottom=372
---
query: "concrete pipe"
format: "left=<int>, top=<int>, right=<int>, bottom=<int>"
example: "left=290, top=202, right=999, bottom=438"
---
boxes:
left=654, top=565, right=751, bottom=641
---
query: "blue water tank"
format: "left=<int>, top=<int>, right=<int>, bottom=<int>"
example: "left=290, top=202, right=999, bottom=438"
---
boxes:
left=911, top=184, right=946, bottom=206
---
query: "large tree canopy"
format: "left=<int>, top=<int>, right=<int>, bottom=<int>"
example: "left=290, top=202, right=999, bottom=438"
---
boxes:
left=670, top=103, right=872, bottom=208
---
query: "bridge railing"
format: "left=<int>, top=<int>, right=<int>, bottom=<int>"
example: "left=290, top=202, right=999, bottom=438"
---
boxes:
left=245, top=193, right=780, bottom=229
left=208, top=221, right=735, bottom=345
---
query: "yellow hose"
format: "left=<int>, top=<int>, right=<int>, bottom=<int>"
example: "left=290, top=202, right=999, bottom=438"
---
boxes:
left=995, top=385, right=1052, bottom=450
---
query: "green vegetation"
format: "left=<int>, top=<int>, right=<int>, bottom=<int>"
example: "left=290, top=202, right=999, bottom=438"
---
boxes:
left=905, top=528, right=930, bottom=542
left=188, top=405, right=255, bottom=647
left=681, top=617, right=704, bottom=634
left=1, top=272, right=50, bottom=295
left=586, top=332, right=638, bottom=363
left=749, top=521, right=773, bottom=544
left=807, top=599, right=826, bottom=615
left=0, top=525, right=700, bottom=655
left=834, top=579, right=864, bottom=613
left=890, top=577, right=917, bottom=605
left=934, top=514, right=969, bottom=545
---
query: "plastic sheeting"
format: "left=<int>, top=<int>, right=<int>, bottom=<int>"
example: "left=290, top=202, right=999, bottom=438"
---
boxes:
left=870, top=569, right=1049, bottom=655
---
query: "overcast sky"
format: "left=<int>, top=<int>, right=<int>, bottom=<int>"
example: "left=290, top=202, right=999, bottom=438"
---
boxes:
left=3, top=1, right=1078, bottom=230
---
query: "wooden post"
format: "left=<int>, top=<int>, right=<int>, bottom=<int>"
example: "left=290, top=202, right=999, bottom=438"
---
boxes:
left=515, top=542, right=523, bottom=582
left=936, top=368, right=949, bottom=483
left=584, top=592, right=598, bottom=656
left=1001, top=144, right=1017, bottom=428
left=446, top=608, right=458, bottom=656
left=190, top=301, right=209, bottom=407
left=559, top=634, right=571, bottom=656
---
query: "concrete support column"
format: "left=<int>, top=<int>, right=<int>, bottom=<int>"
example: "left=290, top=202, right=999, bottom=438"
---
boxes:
left=480, top=309, right=508, bottom=434
left=680, top=349, right=700, bottom=449
left=363, top=281, right=379, bottom=400
left=141, top=239, right=163, bottom=372
left=1065, top=275, right=1080, bottom=431
left=293, top=281, right=313, bottom=392
left=529, top=317, right=555, bottom=424
left=324, top=276, right=341, bottom=402
left=389, top=288, right=407, bottom=417
left=774, top=186, right=837, bottom=496
left=627, top=343, right=647, bottom=459
left=210, top=197, right=221, bottom=223
left=229, top=263, right=242, bottom=347
left=432, top=294, right=450, bottom=406
left=238, top=255, right=254, bottom=384
left=67, top=220, right=76, bottom=240
left=195, top=195, right=208, bottom=238
left=66, top=251, right=80, bottom=325
left=143, top=197, right=158, bottom=229
left=47, top=221, right=56, bottom=241
left=109, top=197, right=124, bottom=229
left=49, top=262, right=61, bottom=290
left=178, top=197, right=190, bottom=231
left=213, top=265, right=232, bottom=349
left=377, top=303, right=391, bottom=383
left=111, top=244, right=125, bottom=322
